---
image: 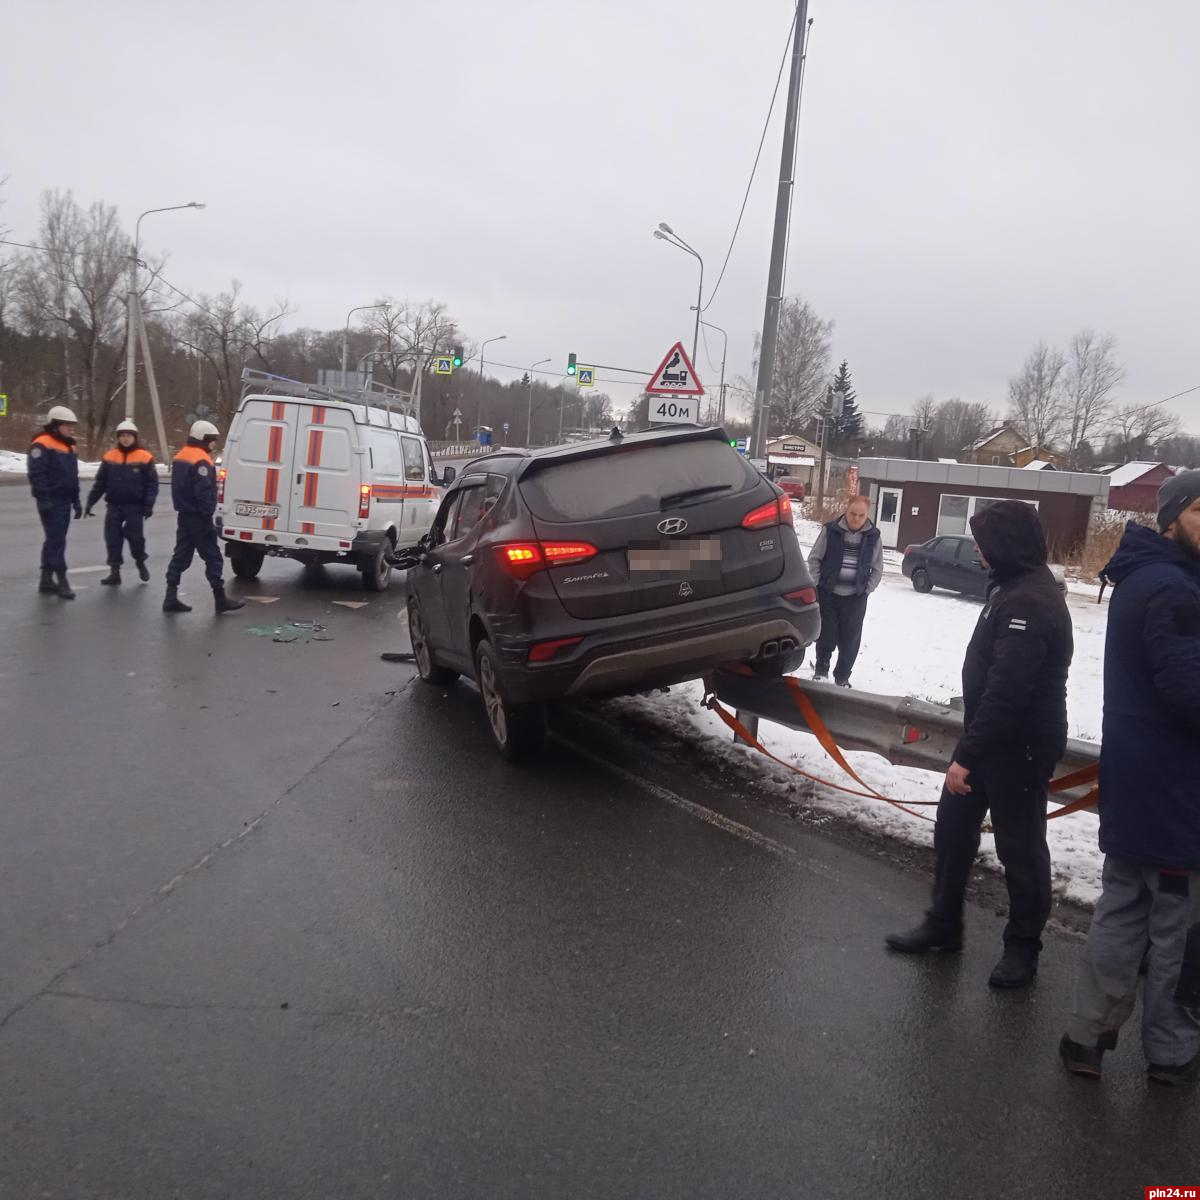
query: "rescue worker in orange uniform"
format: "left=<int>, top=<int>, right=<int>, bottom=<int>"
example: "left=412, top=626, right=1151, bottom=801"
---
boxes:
left=27, top=405, right=82, bottom=599
left=163, top=420, right=244, bottom=615
left=84, top=419, right=159, bottom=585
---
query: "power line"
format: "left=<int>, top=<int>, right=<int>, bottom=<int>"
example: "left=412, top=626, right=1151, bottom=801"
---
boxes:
left=0, top=236, right=131, bottom=262
left=702, top=5, right=800, bottom=313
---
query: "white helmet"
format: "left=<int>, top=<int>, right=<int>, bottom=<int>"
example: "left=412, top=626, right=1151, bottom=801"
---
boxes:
left=190, top=419, right=220, bottom=440
left=47, top=405, right=78, bottom=423
left=115, top=419, right=139, bottom=434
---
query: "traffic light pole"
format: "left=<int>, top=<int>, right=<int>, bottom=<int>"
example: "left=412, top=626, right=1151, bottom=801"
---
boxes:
left=749, top=0, right=810, bottom=461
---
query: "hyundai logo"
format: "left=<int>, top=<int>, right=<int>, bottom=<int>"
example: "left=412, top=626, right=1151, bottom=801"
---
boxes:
left=657, top=517, right=689, bottom=536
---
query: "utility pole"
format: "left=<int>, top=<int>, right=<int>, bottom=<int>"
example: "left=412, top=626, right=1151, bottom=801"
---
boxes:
left=749, top=1, right=810, bottom=461
left=816, top=385, right=832, bottom=511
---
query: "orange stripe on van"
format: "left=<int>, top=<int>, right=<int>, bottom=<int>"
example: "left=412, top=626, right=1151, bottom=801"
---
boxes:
left=262, top=411, right=286, bottom=529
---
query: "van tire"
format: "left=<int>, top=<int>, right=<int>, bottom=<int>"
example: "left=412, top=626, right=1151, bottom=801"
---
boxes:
left=360, top=539, right=393, bottom=592
left=229, top=544, right=265, bottom=580
left=475, top=639, right=546, bottom=761
left=408, top=598, right=458, bottom=686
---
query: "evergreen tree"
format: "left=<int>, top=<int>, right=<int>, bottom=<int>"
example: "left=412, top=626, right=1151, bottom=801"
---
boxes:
left=829, top=360, right=863, bottom=451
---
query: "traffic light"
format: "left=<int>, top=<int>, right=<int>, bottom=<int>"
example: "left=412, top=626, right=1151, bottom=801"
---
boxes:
left=567, top=352, right=577, bottom=377
left=729, top=438, right=737, bottom=447
left=452, top=345, right=464, bottom=369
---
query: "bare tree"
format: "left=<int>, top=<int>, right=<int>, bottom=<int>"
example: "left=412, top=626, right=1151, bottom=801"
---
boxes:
left=1007, top=342, right=1067, bottom=452
left=1108, top=402, right=1181, bottom=462
left=932, top=398, right=993, bottom=458
left=752, top=297, right=833, bottom=436
left=16, top=190, right=129, bottom=450
left=1063, top=329, right=1123, bottom=467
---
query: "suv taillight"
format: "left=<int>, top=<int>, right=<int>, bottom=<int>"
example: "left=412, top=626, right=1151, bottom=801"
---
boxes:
left=359, top=484, right=371, bottom=519
left=742, top=494, right=792, bottom=529
left=217, top=468, right=226, bottom=504
left=496, top=541, right=598, bottom=581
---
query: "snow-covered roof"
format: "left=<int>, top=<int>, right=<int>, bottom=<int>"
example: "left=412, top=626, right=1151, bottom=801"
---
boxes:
left=1023, top=459, right=1058, bottom=471
left=965, top=425, right=1017, bottom=452
left=767, top=454, right=815, bottom=467
left=1101, top=461, right=1167, bottom=488
left=937, top=457, right=958, bottom=464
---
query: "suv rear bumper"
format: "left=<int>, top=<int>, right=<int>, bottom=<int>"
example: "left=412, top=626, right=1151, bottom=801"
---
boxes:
left=492, top=598, right=819, bottom=705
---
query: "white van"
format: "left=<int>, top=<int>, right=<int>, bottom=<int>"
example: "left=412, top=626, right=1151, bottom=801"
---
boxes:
left=216, top=371, right=451, bottom=591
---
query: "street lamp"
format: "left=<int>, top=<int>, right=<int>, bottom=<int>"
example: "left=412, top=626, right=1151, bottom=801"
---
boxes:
left=697, top=318, right=728, bottom=426
left=526, top=357, right=551, bottom=446
left=653, top=222, right=704, bottom=367
left=475, top=334, right=507, bottom=439
left=342, top=303, right=389, bottom=386
left=126, top=202, right=205, bottom=421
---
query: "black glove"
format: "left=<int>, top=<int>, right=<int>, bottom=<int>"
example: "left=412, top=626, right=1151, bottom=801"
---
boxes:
left=73, top=502, right=83, bottom=520
left=84, top=506, right=95, bottom=518
left=144, top=508, right=154, bottom=519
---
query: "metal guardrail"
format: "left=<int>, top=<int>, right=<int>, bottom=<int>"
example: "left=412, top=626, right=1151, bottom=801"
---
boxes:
left=711, top=670, right=1100, bottom=800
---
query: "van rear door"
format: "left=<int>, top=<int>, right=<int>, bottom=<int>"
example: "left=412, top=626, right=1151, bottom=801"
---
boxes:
left=223, top=399, right=303, bottom=533
left=288, top=404, right=358, bottom=538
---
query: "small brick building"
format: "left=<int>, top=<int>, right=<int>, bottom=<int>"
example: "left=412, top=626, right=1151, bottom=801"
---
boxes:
left=857, top=458, right=1109, bottom=557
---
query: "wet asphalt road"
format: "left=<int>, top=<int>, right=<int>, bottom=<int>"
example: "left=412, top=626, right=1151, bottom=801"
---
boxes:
left=1, top=485, right=1195, bottom=1199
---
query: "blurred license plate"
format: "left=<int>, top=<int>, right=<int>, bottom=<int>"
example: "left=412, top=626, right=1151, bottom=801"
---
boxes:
left=235, top=502, right=279, bottom=518
left=628, top=538, right=722, bottom=573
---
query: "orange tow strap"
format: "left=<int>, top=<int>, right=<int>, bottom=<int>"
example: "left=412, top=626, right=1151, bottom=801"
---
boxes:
left=702, top=681, right=1100, bottom=824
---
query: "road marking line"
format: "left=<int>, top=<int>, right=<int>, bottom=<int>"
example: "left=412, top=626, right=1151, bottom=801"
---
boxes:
left=557, top=735, right=808, bottom=867
left=242, top=595, right=280, bottom=604
left=333, top=600, right=369, bottom=609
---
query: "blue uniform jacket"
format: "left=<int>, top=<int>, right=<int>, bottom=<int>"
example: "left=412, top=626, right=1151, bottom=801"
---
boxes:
left=171, top=442, right=217, bottom=516
left=87, top=445, right=159, bottom=510
left=27, top=431, right=80, bottom=503
left=1099, top=522, right=1200, bottom=869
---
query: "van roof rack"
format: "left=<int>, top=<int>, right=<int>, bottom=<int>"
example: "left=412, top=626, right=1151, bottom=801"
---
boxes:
left=239, top=368, right=416, bottom=418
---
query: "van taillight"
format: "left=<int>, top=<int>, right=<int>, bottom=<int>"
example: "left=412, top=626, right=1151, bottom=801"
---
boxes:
left=742, top=494, right=792, bottom=529
left=358, top=484, right=371, bottom=519
left=217, top=468, right=226, bottom=504
left=496, top=541, right=597, bottom=581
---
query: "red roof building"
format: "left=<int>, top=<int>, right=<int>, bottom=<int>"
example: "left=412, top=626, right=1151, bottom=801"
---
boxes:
left=1099, top=462, right=1175, bottom=513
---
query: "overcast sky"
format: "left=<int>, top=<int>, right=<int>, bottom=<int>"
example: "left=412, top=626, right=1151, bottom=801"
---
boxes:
left=5, top=0, right=1198, bottom=429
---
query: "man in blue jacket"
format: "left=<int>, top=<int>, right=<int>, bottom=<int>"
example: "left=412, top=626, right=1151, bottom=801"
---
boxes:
left=27, top=405, right=82, bottom=599
left=1061, top=471, right=1200, bottom=1086
left=163, top=420, right=243, bottom=615
left=84, top=419, right=159, bottom=586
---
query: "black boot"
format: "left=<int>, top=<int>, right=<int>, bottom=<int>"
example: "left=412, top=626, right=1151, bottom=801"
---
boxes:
left=100, top=567, right=121, bottom=586
left=1059, top=1031, right=1118, bottom=1079
left=54, top=571, right=76, bottom=600
left=136, top=558, right=150, bottom=583
left=989, top=945, right=1039, bottom=989
left=1148, top=1053, right=1198, bottom=1087
left=885, top=920, right=963, bottom=954
left=163, top=584, right=192, bottom=613
left=213, top=585, right=245, bottom=614
left=38, top=568, right=56, bottom=593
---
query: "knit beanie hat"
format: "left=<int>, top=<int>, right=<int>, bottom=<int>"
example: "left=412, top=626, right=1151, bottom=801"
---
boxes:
left=1157, top=469, right=1200, bottom=533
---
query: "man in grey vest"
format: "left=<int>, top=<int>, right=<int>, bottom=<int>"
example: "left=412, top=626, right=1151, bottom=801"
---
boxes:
left=807, top=495, right=883, bottom=687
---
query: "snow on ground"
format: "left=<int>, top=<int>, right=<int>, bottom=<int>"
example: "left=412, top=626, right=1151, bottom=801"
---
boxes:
left=612, top=512, right=1111, bottom=907
left=0, top=449, right=100, bottom=478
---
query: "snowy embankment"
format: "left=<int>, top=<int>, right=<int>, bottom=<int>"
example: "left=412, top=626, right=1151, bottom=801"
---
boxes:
left=612, top=513, right=1110, bottom=907
left=0, top=449, right=101, bottom=479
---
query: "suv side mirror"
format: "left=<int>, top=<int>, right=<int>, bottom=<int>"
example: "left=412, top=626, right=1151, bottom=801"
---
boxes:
left=440, top=465, right=457, bottom=487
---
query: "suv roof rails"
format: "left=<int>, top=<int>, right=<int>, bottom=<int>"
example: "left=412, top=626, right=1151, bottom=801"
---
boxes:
left=239, top=368, right=416, bottom=419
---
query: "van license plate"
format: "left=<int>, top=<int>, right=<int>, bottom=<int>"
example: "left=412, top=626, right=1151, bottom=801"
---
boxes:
left=235, top=502, right=279, bottom=519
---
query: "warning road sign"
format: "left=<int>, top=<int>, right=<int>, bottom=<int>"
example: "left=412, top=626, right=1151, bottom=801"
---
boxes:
left=645, top=341, right=704, bottom=397
left=433, top=356, right=454, bottom=375
left=576, top=367, right=595, bottom=387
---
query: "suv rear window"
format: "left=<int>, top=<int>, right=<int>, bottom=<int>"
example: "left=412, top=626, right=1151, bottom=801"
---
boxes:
left=520, top=440, right=756, bottom=522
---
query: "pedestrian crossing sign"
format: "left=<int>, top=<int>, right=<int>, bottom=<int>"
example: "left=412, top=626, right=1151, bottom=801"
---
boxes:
left=433, top=356, right=455, bottom=375
left=0, top=394, right=7, bottom=416
left=576, top=367, right=595, bottom=387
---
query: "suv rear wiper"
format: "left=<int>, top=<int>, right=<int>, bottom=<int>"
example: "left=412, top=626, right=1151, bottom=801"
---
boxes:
left=659, top=484, right=733, bottom=510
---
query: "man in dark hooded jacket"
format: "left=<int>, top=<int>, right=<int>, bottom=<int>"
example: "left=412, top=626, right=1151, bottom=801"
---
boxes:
left=1060, top=471, right=1200, bottom=1086
left=887, top=500, right=1073, bottom=988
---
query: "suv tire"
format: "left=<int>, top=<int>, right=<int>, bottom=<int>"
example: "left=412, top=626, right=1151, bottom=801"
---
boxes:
left=361, top=539, right=393, bottom=592
left=475, top=639, right=547, bottom=761
left=911, top=566, right=933, bottom=593
left=408, top=597, right=458, bottom=686
left=228, top=544, right=265, bottom=580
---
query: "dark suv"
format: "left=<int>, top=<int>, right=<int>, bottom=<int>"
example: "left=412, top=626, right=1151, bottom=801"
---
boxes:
left=396, top=427, right=820, bottom=758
